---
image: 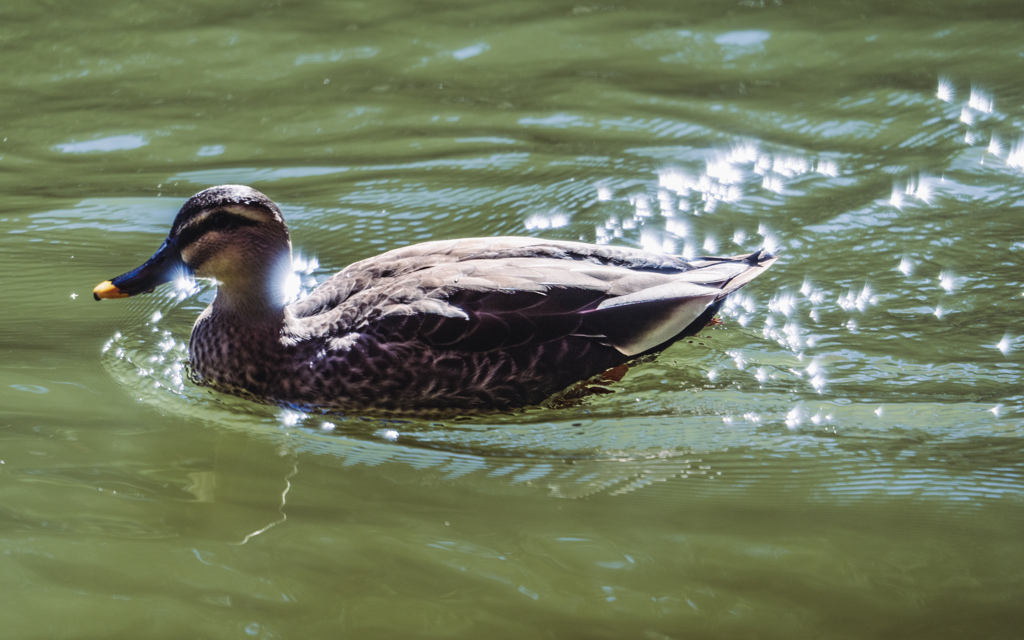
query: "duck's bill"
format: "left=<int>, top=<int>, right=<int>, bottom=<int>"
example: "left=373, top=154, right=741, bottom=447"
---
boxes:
left=93, top=238, right=187, bottom=300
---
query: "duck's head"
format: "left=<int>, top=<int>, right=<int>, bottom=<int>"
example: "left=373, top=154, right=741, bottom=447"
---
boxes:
left=94, top=185, right=293, bottom=310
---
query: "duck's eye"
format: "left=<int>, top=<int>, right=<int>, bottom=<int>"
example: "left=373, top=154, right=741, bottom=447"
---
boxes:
left=207, top=211, right=237, bottom=232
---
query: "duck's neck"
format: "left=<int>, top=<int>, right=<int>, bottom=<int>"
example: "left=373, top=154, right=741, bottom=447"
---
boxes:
left=207, top=249, right=293, bottom=324
left=209, top=286, right=288, bottom=325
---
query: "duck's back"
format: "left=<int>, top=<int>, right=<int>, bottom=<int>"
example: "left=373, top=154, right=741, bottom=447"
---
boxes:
left=253, top=238, right=776, bottom=411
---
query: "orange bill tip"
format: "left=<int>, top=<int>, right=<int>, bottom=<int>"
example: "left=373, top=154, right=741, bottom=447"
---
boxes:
left=93, top=280, right=130, bottom=300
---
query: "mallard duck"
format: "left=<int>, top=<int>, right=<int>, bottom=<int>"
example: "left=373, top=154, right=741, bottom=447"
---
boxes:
left=94, top=185, right=777, bottom=412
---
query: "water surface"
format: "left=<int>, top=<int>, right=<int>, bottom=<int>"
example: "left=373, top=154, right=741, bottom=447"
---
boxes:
left=1, top=1, right=1022, bottom=638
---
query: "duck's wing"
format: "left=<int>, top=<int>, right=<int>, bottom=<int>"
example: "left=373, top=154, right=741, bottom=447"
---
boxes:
left=291, top=239, right=776, bottom=357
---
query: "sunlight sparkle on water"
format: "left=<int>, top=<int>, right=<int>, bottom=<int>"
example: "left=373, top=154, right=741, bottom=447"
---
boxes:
left=816, top=159, right=840, bottom=177
left=987, top=135, right=1004, bottom=158
left=890, top=183, right=905, bottom=209
left=800, top=279, right=825, bottom=305
left=596, top=185, right=614, bottom=201
left=913, top=175, right=936, bottom=204
left=968, top=86, right=994, bottom=113
left=665, top=218, right=690, bottom=238
left=705, top=157, right=744, bottom=185
left=806, top=359, right=824, bottom=378
left=782, top=321, right=804, bottom=351
left=838, top=284, right=875, bottom=312
left=785, top=406, right=803, bottom=429
left=525, top=211, right=570, bottom=230
left=727, top=140, right=760, bottom=165
left=279, top=410, right=307, bottom=427
left=762, top=174, right=784, bottom=193
left=939, top=269, right=957, bottom=293
left=762, top=317, right=807, bottom=351
left=706, top=179, right=742, bottom=204
left=773, top=155, right=810, bottom=178
left=172, top=271, right=201, bottom=300
left=990, top=405, right=1002, bottom=417
left=898, top=256, right=915, bottom=276
left=100, top=332, right=121, bottom=354
left=1007, top=138, right=1024, bottom=170
left=631, top=194, right=653, bottom=218
left=894, top=174, right=938, bottom=206
left=293, top=254, right=319, bottom=274
left=936, top=76, right=955, bottom=102
left=723, top=292, right=755, bottom=326
left=657, top=168, right=696, bottom=196
left=858, top=284, right=875, bottom=309
left=640, top=229, right=675, bottom=254
left=657, top=189, right=675, bottom=215
left=959, top=106, right=974, bottom=126
left=753, top=154, right=773, bottom=175
left=702, top=235, right=718, bottom=254
left=995, top=334, right=1013, bottom=355
left=732, top=229, right=747, bottom=245
left=768, top=291, right=797, bottom=317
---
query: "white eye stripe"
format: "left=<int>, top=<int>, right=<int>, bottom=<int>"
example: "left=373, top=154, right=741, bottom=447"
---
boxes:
left=178, top=205, right=271, bottom=237
left=192, top=204, right=269, bottom=226
left=174, top=205, right=273, bottom=252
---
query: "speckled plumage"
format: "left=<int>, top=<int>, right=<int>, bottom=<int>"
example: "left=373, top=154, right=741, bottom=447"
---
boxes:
left=95, top=185, right=777, bottom=413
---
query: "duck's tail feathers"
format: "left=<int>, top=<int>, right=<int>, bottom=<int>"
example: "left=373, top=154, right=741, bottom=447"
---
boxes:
left=585, top=247, right=778, bottom=357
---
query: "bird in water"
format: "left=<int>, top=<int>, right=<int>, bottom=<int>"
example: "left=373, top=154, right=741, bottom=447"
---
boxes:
left=94, top=185, right=777, bottom=413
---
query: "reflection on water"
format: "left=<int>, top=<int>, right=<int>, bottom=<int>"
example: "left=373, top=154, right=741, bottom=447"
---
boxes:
left=54, top=134, right=150, bottom=154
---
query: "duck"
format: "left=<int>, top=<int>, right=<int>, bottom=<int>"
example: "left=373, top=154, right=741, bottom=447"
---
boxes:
left=94, top=184, right=777, bottom=413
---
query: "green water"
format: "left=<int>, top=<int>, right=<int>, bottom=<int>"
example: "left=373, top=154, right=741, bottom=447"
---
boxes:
left=2, top=1, right=1023, bottom=637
